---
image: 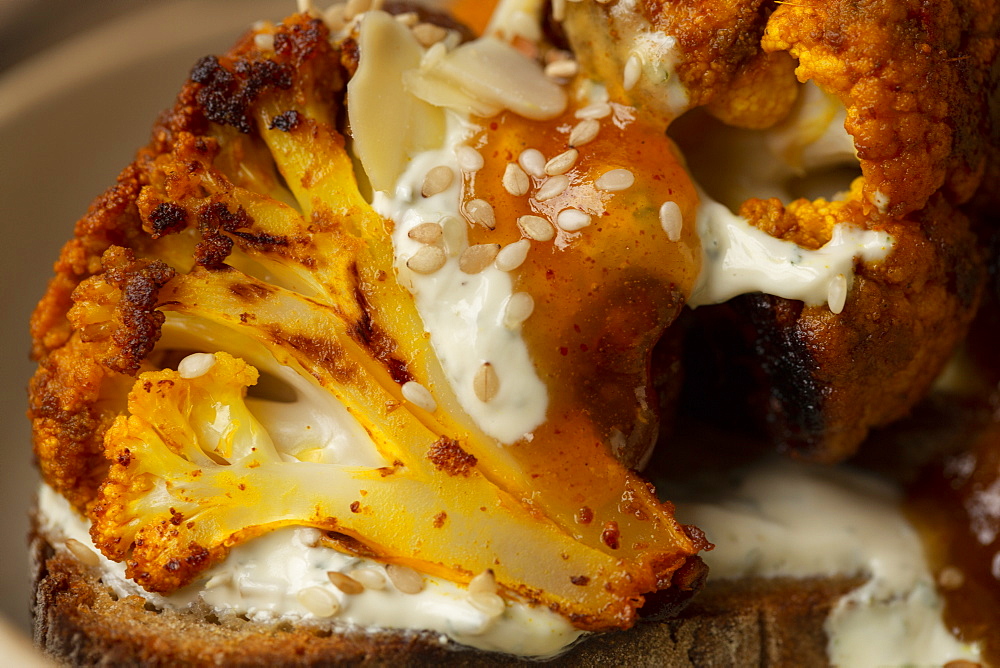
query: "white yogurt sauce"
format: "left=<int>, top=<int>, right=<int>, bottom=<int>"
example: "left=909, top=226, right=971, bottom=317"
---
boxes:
left=688, top=192, right=893, bottom=313
left=673, top=459, right=981, bottom=667
left=370, top=119, right=549, bottom=446
left=37, top=484, right=582, bottom=658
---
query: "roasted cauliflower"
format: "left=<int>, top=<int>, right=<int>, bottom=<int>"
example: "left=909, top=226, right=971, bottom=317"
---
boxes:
left=27, top=0, right=1000, bottom=652
left=30, top=10, right=709, bottom=632
left=562, top=0, right=998, bottom=460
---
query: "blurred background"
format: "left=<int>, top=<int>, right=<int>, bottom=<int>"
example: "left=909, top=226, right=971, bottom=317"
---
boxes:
left=0, top=0, right=292, bottom=640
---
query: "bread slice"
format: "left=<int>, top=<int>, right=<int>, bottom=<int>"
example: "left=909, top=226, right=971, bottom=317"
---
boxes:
left=32, top=519, right=864, bottom=667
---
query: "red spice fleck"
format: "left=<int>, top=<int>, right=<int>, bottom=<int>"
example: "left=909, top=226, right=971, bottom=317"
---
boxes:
left=427, top=438, right=478, bottom=476
left=350, top=501, right=360, bottom=513
left=570, top=575, right=590, bottom=586
left=575, top=506, right=594, bottom=525
left=601, top=521, right=621, bottom=550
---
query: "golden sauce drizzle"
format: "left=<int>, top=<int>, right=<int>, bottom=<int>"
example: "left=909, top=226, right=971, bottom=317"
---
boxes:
left=446, top=0, right=498, bottom=36
left=456, top=104, right=701, bottom=516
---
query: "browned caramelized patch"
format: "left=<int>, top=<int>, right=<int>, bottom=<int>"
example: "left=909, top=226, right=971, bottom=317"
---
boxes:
left=433, top=512, right=447, bottom=528
left=195, top=200, right=252, bottom=268
left=189, top=55, right=293, bottom=134
left=146, top=202, right=188, bottom=238
left=76, top=246, right=177, bottom=376
left=318, top=531, right=379, bottom=559
left=127, top=539, right=214, bottom=593
left=349, top=264, right=413, bottom=384
left=427, top=438, right=478, bottom=477
left=228, top=282, right=274, bottom=302
left=268, top=109, right=302, bottom=132
left=281, top=331, right=356, bottom=384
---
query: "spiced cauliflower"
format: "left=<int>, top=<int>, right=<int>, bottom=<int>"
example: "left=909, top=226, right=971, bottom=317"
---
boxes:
left=562, top=0, right=997, bottom=460
left=30, top=10, right=708, bottom=633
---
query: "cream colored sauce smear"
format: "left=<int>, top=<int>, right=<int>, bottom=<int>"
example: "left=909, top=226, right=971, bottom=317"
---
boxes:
left=688, top=193, right=893, bottom=313
left=371, top=116, right=549, bottom=444
left=672, top=460, right=981, bottom=667
left=37, top=484, right=582, bottom=658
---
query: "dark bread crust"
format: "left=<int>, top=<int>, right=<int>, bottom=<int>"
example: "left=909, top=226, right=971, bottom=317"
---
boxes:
left=31, top=524, right=862, bottom=667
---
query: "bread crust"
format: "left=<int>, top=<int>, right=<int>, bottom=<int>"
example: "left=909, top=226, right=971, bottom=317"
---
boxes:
left=32, top=522, right=863, bottom=667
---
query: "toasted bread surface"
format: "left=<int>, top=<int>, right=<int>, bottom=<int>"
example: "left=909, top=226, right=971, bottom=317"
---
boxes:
left=32, top=522, right=864, bottom=667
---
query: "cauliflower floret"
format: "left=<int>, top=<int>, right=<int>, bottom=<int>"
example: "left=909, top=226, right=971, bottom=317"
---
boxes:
left=89, top=351, right=673, bottom=627
left=561, top=0, right=799, bottom=128
left=762, top=0, right=1000, bottom=217
left=30, top=13, right=707, bottom=631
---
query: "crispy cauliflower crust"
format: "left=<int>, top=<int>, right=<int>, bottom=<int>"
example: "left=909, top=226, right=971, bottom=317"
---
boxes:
left=563, top=0, right=996, bottom=461
left=567, top=0, right=999, bottom=216
left=763, top=0, right=1000, bottom=217
left=736, top=186, right=983, bottom=461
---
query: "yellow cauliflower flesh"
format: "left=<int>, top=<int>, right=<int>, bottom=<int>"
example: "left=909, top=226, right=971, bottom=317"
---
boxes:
left=32, top=13, right=705, bottom=632
left=90, top=352, right=635, bottom=622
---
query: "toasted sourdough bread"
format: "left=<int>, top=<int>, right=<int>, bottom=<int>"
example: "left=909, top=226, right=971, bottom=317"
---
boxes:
left=31, top=522, right=863, bottom=667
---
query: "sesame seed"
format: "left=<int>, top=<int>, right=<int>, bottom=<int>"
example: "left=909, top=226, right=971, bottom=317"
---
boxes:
left=595, top=168, right=635, bottom=192
left=406, top=246, right=447, bottom=274
left=421, top=165, right=454, bottom=197
left=569, top=119, right=600, bottom=147
left=517, top=215, right=555, bottom=241
left=456, top=145, right=484, bottom=172
left=459, top=244, right=501, bottom=274
left=518, top=148, right=546, bottom=178
left=827, top=273, right=848, bottom=315
left=623, top=53, right=642, bottom=91
left=658, top=201, right=682, bottom=241
left=64, top=538, right=100, bottom=568
left=401, top=381, right=437, bottom=413
left=575, top=102, right=612, bottom=120
left=545, top=59, right=578, bottom=79
left=495, top=240, right=531, bottom=272
left=938, top=566, right=965, bottom=590
left=440, top=216, right=467, bottom=256
left=503, top=292, right=535, bottom=329
left=502, top=163, right=530, bottom=196
left=296, top=586, right=340, bottom=617
left=394, top=11, right=419, bottom=26
left=386, top=564, right=425, bottom=594
left=468, top=591, right=506, bottom=617
left=544, top=149, right=578, bottom=176
left=535, top=175, right=570, bottom=201
left=178, top=353, right=216, bottom=379
left=468, top=569, right=498, bottom=595
left=412, top=22, right=448, bottom=47
left=408, top=222, right=443, bottom=244
left=464, top=199, right=496, bottom=229
left=327, top=571, right=365, bottom=595
left=349, top=568, right=388, bottom=590
left=474, top=362, right=500, bottom=402
left=556, top=208, right=591, bottom=232
left=344, top=0, right=371, bottom=20
left=551, top=0, right=567, bottom=21
left=254, top=33, right=275, bottom=52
